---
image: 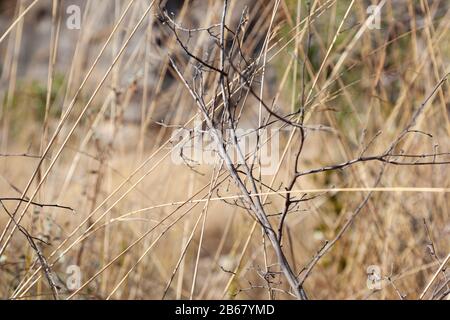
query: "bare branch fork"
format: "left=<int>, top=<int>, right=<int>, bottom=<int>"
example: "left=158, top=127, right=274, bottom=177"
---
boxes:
left=0, top=198, right=73, bottom=299
left=0, top=200, right=59, bottom=299
left=167, top=0, right=307, bottom=299
left=2, top=0, right=448, bottom=300
left=297, top=73, right=449, bottom=287
left=164, top=0, right=450, bottom=299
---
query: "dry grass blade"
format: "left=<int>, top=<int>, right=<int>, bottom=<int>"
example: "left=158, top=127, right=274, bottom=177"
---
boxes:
left=1, top=0, right=449, bottom=301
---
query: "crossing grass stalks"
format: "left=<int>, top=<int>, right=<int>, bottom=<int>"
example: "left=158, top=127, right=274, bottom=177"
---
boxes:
left=0, top=0, right=449, bottom=300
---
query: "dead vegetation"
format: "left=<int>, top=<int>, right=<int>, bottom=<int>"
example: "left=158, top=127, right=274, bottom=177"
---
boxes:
left=0, top=0, right=449, bottom=300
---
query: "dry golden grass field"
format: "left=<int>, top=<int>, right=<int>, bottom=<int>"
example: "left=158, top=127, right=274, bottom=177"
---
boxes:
left=0, top=0, right=449, bottom=300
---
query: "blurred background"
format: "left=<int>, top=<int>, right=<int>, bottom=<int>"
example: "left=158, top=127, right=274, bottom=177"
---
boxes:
left=0, top=0, right=449, bottom=299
